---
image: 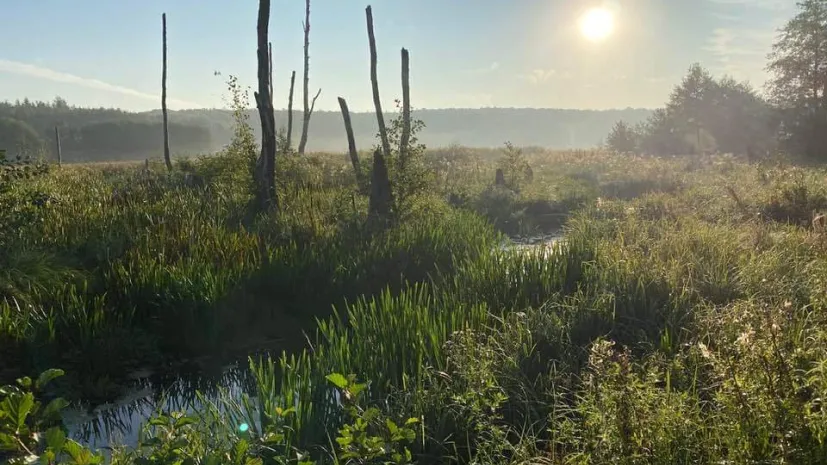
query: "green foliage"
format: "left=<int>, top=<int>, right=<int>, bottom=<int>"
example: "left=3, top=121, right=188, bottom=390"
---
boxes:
left=373, top=100, right=431, bottom=219
left=605, top=120, right=639, bottom=153
left=496, top=142, right=531, bottom=191
left=0, top=368, right=106, bottom=465
left=624, top=64, right=775, bottom=156
left=768, top=0, right=827, bottom=158
left=327, top=373, right=418, bottom=465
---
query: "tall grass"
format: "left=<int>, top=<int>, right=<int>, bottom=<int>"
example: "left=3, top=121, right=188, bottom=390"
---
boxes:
left=4, top=148, right=827, bottom=464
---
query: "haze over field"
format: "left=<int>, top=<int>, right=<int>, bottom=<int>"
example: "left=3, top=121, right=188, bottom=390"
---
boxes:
left=0, top=0, right=796, bottom=159
left=7, top=1, right=827, bottom=464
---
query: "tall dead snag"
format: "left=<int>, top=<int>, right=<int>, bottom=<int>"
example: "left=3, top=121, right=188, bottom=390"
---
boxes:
left=297, top=0, right=321, bottom=155
left=366, top=5, right=391, bottom=160
left=369, top=149, right=393, bottom=219
left=268, top=42, right=274, bottom=107
left=161, top=13, right=172, bottom=171
left=54, top=126, right=62, bottom=166
left=287, top=70, right=296, bottom=151
left=399, top=48, right=411, bottom=170
left=338, top=97, right=362, bottom=187
left=254, top=0, right=277, bottom=210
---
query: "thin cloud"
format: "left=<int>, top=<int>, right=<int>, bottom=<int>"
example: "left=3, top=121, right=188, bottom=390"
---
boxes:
left=706, top=0, right=790, bottom=11
left=466, top=61, right=501, bottom=75
left=519, top=69, right=558, bottom=84
left=0, top=59, right=204, bottom=109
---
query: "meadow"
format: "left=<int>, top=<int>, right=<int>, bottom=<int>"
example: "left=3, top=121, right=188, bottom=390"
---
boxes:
left=3, top=136, right=827, bottom=464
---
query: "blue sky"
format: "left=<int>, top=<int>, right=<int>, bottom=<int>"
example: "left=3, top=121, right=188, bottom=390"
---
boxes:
left=0, top=0, right=795, bottom=112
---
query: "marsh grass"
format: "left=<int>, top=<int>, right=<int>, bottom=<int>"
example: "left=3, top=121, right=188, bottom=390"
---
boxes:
left=4, top=147, right=827, bottom=464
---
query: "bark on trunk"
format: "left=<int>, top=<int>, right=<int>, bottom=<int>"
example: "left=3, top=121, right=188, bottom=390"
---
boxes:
left=161, top=13, right=172, bottom=171
left=399, top=48, right=411, bottom=170
left=338, top=97, right=362, bottom=188
left=287, top=70, right=296, bottom=151
left=255, top=0, right=277, bottom=210
left=366, top=6, right=391, bottom=159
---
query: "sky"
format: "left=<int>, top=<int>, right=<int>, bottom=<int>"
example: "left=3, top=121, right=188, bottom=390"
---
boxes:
left=0, top=0, right=797, bottom=112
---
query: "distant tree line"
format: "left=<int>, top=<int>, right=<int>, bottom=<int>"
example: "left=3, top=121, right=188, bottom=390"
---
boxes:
left=607, top=0, right=827, bottom=161
left=0, top=98, right=213, bottom=160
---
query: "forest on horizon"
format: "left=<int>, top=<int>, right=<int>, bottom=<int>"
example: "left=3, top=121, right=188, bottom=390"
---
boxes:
left=0, top=99, right=651, bottom=162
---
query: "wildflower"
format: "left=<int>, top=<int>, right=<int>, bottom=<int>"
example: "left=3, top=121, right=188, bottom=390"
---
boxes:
left=698, top=342, right=712, bottom=359
left=736, top=328, right=754, bottom=347
left=784, top=300, right=793, bottom=309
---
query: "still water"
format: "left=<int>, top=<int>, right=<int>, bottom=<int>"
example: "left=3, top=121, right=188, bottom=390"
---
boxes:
left=63, top=233, right=563, bottom=449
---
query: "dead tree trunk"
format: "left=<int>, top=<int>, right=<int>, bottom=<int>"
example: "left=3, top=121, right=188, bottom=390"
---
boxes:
left=297, top=0, right=321, bottom=155
left=161, top=13, right=172, bottom=171
left=287, top=70, right=296, bottom=151
left=399, top=48, right=411, bottom=170
left=366, top=5, right=391, bottom=160
left=254, top=0, right=277, bottom=210
left=338, top=97, right=362, bottom=187
left=54, top=126, right=62, bottom=166
left=369, top=149, right=393, bottom=219
left=268, top=42, right=274, bottom=107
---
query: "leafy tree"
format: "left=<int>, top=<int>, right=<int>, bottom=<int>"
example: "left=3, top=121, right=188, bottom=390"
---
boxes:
left=767, top=0, right=827, bottom=158
left=606, top=120, right=639, bottom=153
left=629, top=64, right=775, bottom=156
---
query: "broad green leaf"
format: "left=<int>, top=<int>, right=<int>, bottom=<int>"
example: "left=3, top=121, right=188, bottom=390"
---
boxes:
left=325, top=373, right=348, bottom=389
left=44, top=427, right=66, bottom=451
left=10, top=392, right=35, bottom=429
left=16, top=377, right=32, bottom=390
left=41, top=398, right=69, bottom=422
left=35, top=369, right=64, bottom=391
left=41, top=449, right=57, bottom=464
left=63, top=440, right=84, bottom=461
left=174, top=415, right=197, bottom=428
left=404, top=417, right=420, bottom=426
left=0, top=432, right=17, bottom=451
left=149, top=417, right=170, bottom=427
left=386, top=419, right=398, bottom=435
left=349, top=383, right=367, bottom=397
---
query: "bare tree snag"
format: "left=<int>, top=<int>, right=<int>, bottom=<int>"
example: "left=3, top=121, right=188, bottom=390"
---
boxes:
left=254, top=0, right=277, bottom=210
left=338, top=97, right=362, bottom=187
left=161, top=13, right=172, bottom=171
left=400, top=48, right=411, bottom=170
left=297, top=0, right=313, bottom=155
left=366, top=5, right=391, bottom=160
left=287, top=70, right=296, bottom=151
left=54, top=126, right=62, bottom=166
left=369, top=148, right=393, bottom=219
left=268, top=41, right=274, bottom=107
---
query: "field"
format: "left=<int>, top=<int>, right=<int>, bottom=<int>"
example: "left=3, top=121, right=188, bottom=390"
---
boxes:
left=3, top=142, right=827, bottom=464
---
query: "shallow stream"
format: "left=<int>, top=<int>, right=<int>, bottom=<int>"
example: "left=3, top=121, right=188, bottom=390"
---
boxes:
left=64, top=232, right=564, bottom=449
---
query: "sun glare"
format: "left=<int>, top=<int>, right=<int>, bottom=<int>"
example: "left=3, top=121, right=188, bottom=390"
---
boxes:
left=579, top=7, right=615, bottom=42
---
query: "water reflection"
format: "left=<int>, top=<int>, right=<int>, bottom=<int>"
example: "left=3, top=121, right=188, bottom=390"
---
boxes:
left=63, top=232, right=563, bottom=450
left=64, top=358, right=259, bottom=449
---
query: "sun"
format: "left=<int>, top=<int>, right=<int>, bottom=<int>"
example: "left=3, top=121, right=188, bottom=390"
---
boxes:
left=579, top=7, right=615, bottom=42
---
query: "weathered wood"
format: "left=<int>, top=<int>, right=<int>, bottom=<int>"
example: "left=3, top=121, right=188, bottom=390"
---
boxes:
left=255, top=0, right=277, bottom=210
left=366, top=6, right=391, bottom=159
left=369, top=148, right=393, bottom=219
left=161, top=13, right=172, bottom=171
left=268, top=42, right=274, bottom=107
left=287, top=70, right=296, bottom=151
left=54, top=126, right=62, bottom=166
left=399, top=48, right=411, bottom=169
left=298, top=0, right=313, bottom=155
left=338, top=97, right=362, bottom=187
